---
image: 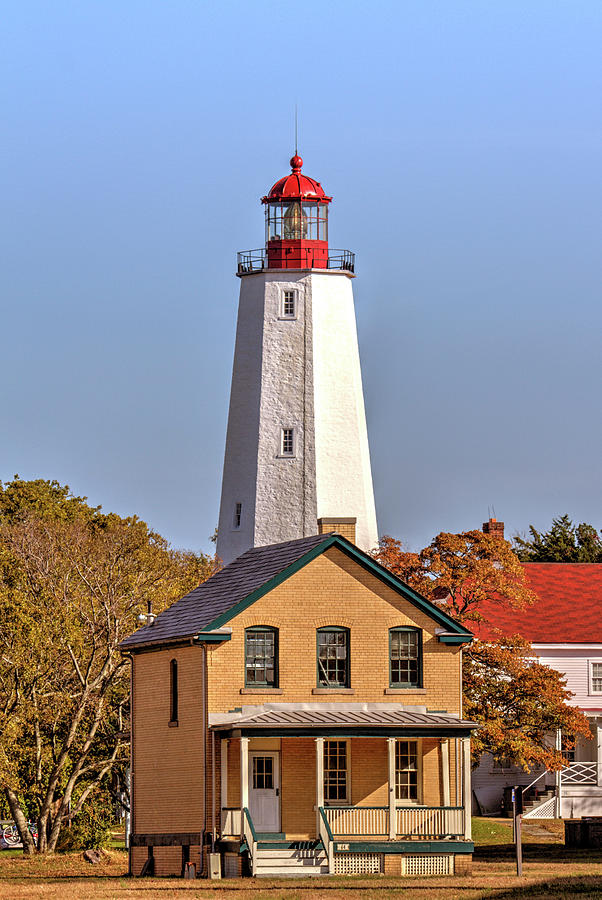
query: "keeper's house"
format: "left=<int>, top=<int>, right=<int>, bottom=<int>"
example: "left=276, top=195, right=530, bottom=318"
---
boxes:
left=120, top=528, right=476, bottom=878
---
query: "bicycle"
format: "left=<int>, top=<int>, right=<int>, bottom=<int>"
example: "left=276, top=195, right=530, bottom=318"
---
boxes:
left=2, top=822, right=38, bottom=847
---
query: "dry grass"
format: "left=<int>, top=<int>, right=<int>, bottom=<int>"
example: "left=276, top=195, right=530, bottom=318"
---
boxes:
left=2, top=827, right=602, bottom=899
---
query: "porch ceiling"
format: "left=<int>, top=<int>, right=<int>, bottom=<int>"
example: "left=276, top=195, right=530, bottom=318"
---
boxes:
left=209, top=702, right=478, bottom=737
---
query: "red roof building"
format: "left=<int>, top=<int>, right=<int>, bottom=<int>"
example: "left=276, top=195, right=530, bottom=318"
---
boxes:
left=475, top=564, right=602, bottom=643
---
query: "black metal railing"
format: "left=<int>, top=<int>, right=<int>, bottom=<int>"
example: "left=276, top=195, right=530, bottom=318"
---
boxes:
left=237, top=248, right=355, bottom=275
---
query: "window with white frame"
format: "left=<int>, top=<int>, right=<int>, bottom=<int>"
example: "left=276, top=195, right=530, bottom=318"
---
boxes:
left=233, top=502, right=242, bottom=529
left=281, top=427, right=295, bottom=456
left=395, top=740, right=419, bottom=802
left=282, top=290, right=297, bottom=318
left=324, top=740, right=348, bottom=802
left=591, top=662, right=602, bottom=693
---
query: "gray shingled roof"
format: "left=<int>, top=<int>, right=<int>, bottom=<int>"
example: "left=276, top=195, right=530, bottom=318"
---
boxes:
left=209, top=703, right=478, bottom=732
left=120, top=533, right=333, bottom=649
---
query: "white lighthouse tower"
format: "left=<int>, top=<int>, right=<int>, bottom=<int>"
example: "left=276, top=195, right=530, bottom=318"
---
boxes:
left=216, top=154, right=378, bottom=565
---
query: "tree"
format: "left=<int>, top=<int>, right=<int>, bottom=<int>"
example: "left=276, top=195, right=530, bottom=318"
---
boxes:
left=514, top=514, right=602, bottom=562
left=0, top=477, right=215, bottom=853
left=373, top=531, right=591, bottom=769
left=374, top=531, right=538, bottom=626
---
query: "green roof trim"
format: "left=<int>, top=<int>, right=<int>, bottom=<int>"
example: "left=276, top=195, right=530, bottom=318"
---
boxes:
left=334, top=840, right=473, bottom=854
left=203, top=534, right=473, bottom=641
left=193, top=632, right=232, bottom=643
left=438, top=634, right=472, bottom=645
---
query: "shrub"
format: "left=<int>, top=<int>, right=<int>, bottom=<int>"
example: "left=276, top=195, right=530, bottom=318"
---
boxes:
left=58, top=796, right=114, bottom=851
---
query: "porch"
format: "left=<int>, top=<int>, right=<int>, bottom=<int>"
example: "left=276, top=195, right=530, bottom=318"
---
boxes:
left=211, top=703, right=476, bottom=875
left=511, top=722, right=602, bottom=819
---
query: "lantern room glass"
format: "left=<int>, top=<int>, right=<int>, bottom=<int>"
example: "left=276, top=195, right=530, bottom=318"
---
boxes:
left=266, top=202, right=328, bottom=243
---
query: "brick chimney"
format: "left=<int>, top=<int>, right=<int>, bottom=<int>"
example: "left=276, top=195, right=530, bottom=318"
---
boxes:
left=318, top=517, right=357, bottom=544
left=483, top=517, right=504, bottom=539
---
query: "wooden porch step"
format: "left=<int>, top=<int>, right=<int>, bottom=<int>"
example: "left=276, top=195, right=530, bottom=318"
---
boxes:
left=524, top=790, right=555, bottom=812
left=254, top=844, right=328, bottom=876
left=257, top=840, right=322, bottom=851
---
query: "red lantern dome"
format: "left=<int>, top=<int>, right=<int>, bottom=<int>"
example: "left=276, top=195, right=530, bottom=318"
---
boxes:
left=262, top=155, right=332, bottom=204
left=261, top=156, right=332, bottom=270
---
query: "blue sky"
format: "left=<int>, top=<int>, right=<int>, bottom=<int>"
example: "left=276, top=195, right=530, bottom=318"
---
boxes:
left=2, top=1, right=601, bottom=554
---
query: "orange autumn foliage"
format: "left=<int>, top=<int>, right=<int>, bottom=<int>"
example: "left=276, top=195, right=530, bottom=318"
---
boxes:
left=373, top=532, right=591, bottom=770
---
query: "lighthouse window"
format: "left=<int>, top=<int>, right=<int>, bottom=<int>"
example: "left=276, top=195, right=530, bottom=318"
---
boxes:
left=282, top=291, right=296, bottom=318
left=266, top=202, right=328, bottom=242
left=233, top=502, right=242, bottom=529
left=281, top=427, right=295, bottom=456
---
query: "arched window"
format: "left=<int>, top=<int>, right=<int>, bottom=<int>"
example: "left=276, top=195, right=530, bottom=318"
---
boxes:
left=245, top=627, right=278, bottom=688
left=389, top=627, right=422, bottom=689
left=317, top=627, right=350, bottom=688
left=169, top=659, right=178, bottom=725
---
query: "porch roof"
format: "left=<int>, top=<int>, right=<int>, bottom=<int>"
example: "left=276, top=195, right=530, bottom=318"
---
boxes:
left=209, top=703, right=478, bottom=738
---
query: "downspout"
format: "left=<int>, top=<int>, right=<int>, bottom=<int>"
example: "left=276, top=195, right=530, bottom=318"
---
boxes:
left=127, top=653, right=134, bottom=877
left=201, top=643, right=207, bottom=874
left=211, top=731, right=216, bottom=853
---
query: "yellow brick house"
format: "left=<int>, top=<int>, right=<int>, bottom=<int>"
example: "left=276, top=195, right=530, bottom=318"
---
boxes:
left=121, top=528, right=476, bottom=878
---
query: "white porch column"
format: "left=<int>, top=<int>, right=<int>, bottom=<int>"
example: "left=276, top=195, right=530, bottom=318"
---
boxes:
left=596, top=721, right=602, bottom=788
left=555, top=727, right=562, bottom=818
left=455, top=738, right=460, bottom=806
left=315, top=737, right=324, bottom=835
left=441, top=739, right=451, bottom=808
left=240, top=737, right=249, bottom=818
left=220, top=739, right=229, bottom=821
left=387, top=738, right=396, bottom=839
left=462, top=737, right=471, bottom=840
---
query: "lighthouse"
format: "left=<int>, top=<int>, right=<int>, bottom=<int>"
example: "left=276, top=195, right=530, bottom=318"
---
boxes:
left=216, top=155, right=378, bottom=565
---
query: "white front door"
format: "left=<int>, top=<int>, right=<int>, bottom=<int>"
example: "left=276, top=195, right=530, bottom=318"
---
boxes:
left=248, top=751, right=280, bottom=832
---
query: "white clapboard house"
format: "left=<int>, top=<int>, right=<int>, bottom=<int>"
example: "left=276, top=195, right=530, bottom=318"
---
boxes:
left=472, top=559, right=602, bottom=818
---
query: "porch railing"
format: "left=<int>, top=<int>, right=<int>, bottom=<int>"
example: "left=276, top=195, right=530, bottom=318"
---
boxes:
left=325, top=805, right=465, bottom=839
left=563, top=761, right=598, bottom=785
left=318, top=807, right=334, bottom=873
left=242, top=807, right=257, bottom=876
left=396, top=806, right=464, bottom=838
left=326, top=806, right=388, bottom=836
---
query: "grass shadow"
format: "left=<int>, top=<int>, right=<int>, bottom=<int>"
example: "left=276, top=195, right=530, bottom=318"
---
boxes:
left=486, top=873, right=602, bottom=898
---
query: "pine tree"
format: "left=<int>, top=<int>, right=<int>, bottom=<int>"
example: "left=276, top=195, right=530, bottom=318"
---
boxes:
left=514, top=515, right=602, bottom=562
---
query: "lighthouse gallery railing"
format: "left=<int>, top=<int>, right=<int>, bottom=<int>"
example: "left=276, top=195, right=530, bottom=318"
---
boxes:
left=237, top=248, right=355, bottom=274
